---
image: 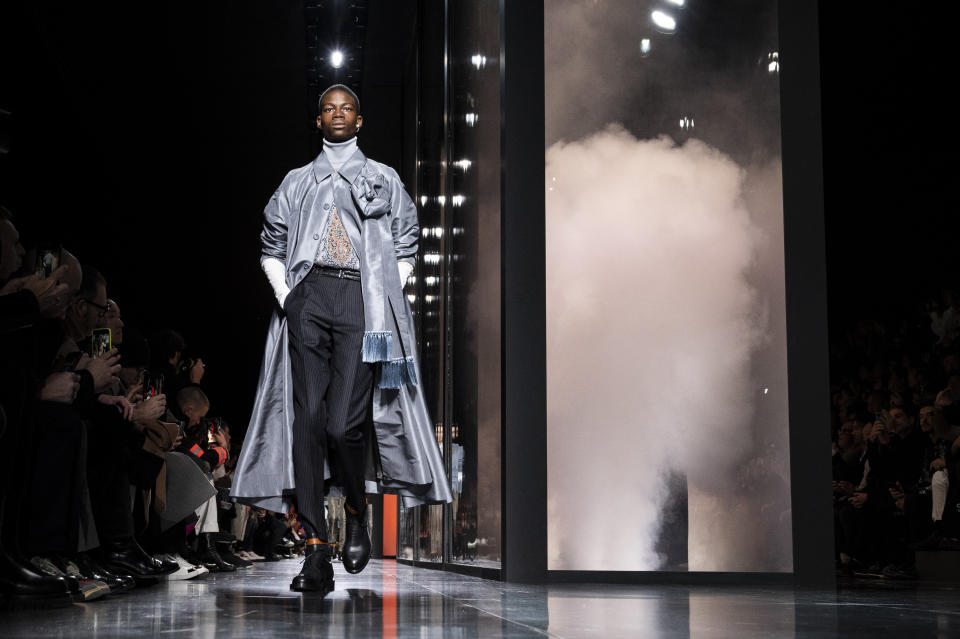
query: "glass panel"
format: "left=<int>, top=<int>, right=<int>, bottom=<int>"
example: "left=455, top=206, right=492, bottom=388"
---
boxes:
left=407, top=0, right=448, bottom=564
left=447, top=0, right=502, bottom=568
left=397, top=500, right=415, bottom=561
left=545, top=0, right=792, bottom=571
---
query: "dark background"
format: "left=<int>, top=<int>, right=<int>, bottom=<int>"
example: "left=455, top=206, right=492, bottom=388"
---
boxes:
left=0, top=1, right=418, bottom=432
left=0, top=1, right=953, bottom=432
left=817, top=4, right=956, bottom=328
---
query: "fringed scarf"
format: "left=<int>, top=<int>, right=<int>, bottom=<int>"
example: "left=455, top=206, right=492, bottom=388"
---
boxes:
left=349, top=162, right=418, bottom=389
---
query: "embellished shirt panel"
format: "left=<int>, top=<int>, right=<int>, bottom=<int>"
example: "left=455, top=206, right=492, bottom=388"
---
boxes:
left=318, top=205, right=360, bottom=270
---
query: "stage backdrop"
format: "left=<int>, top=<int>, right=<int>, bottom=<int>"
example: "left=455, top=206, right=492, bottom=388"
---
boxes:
left=545, top=0, right=792, bottom=572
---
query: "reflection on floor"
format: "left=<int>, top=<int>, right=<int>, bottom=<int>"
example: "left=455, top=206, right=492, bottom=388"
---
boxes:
left=3, top=560, right=960, bottom=638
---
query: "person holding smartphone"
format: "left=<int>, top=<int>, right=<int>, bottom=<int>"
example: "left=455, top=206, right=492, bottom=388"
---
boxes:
left=231, top=84, right=451, bottom=594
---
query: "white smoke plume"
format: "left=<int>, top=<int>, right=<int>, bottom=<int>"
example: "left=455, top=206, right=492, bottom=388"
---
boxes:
left=546, top=126, right=791, bottom=571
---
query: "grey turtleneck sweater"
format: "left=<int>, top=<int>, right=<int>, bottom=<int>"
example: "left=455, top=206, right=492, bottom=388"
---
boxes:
left=323, top=136, right=358, bottom=170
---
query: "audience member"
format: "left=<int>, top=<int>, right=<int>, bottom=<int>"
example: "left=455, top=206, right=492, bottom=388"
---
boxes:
left=1, top=209, right=308, bottom=605
left=831, top=290, right=960, bottom=579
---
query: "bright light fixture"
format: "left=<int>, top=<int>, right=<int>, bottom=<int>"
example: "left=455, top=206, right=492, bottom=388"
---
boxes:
left=651, top=10, right=676, bottom=33
left=330, top=50, right=344, bottom=68
left=640, top=38, right=652, bottom=55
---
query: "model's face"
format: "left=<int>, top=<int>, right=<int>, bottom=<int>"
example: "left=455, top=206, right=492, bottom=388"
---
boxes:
left=316, top=89, right=362, bottom=142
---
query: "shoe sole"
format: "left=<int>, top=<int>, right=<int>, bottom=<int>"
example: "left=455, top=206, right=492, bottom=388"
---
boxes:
left=106, top=581, right=136, bottom=595
left=289, top=581, right=334, bottom=594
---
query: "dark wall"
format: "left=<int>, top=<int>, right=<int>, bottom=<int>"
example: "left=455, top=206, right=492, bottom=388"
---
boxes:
left=819, top=3, right=957, bottom=328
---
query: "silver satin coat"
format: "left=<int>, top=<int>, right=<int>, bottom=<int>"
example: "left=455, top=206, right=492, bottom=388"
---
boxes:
left=230, top=148, right=453, bottom=512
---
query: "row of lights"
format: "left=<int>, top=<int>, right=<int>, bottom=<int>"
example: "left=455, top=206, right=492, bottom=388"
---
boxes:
left=419, top=195, right=467, bottom=207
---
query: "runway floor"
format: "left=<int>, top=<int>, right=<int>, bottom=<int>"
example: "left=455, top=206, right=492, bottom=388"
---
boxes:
left=2, top=558, right=960, bottom=637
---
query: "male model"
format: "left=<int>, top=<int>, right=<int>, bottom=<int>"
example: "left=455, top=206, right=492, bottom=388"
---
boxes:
left=231, top=85, right=451, bottom=594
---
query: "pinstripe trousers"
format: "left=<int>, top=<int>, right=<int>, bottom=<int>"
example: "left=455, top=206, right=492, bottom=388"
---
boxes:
left=284, top=266, right=373, bottom=539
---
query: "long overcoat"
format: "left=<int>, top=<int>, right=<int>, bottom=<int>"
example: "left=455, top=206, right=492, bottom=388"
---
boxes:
left=230, top=148, right=452, bottom=513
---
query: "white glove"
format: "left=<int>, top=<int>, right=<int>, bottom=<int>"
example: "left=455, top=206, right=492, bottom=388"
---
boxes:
left=398, top=261, right=413, bottom=286
left=261, top=257, right=291, bottom=308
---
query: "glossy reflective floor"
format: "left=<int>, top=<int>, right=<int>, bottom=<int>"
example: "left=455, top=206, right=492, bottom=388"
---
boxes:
left=2, top=560, right=960, bottom=638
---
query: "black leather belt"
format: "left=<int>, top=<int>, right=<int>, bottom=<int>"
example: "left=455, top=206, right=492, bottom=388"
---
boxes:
left=316, top=266, right=361, bottom=281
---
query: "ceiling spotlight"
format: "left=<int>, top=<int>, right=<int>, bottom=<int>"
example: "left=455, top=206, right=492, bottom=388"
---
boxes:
left=330, top=50, right=344, bottom=68
left=640, top=38, right=652, bottom=56
left=665, top=0, right=685, bottom=6
left=471, top=54, right=487, bottom=69
left=651, top=10, right=677, bottom=33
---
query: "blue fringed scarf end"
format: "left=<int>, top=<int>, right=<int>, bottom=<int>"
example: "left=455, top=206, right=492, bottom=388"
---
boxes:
left=362, top=331, right=392, bottom=363
left=378, top=356, right=417, bottom=389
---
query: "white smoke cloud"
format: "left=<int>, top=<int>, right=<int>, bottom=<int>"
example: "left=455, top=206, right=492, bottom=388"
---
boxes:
left=546, top=126, right=790, bottom=571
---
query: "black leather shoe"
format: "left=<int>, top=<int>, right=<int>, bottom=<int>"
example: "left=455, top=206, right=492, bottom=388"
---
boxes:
left=290, top=543, right=334, bottom=594
left=0, top=549, right=76, bottom=602
left=217, top=543, right=253, bottom=568
left=342, top=505, right=371, bottom=575
left=73, top=553, right=136, bottom=594
left=99, top=539, right=167, bottom=584
left=197, top=533, right=236, bottom=572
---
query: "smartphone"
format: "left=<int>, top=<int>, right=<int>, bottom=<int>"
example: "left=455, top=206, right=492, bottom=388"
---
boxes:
left=207, top=417, right=221, bottom=444
left=143, top=372, right=164, bottom=398
left=90, top=328, right=112, bottom=358
left=34, top=244, right=62, bottom=280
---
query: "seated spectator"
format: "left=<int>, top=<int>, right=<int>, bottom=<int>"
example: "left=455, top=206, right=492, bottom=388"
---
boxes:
left=170, top=387, right=239, bottom=573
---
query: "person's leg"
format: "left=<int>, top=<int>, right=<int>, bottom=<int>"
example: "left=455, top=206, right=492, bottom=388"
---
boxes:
left=324, top=278, right=373, bottom=514
left=23, top=403, right=85, bottom=558
left=195, top=495, right=219, bottom=535
left=286, top=271, right=344, bottom=592
left=335, top=497, right=347, bottom=550
left=84, top=408, right=135, bottom=546
left=285, top=270, right=335, bottom=541
left=909, top=469, right=952, bottom=550
left=932, top=469, right=949, bottom=523
left=231, top=504, right=250, bottom=543
left=324, top=277, right=374, bottom=574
